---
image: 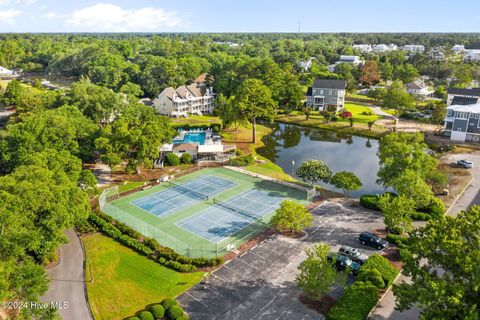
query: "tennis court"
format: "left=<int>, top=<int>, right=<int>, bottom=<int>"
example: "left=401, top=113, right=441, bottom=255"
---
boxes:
left=101, top=167, right=310, bottom=258
left=176, top=189, right=285, bottom=243
left=130, top=175, right=236, bottom=217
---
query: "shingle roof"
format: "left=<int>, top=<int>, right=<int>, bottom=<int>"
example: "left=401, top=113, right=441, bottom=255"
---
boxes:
left=447, top=88, right=480, bottom=97
left=312, top=79, right=347, bottom=90
left=406, top=81, right=425, bottom=90
left=162, top=87, right=176, bottom=101
left=451, top=96, right=479, bottom=105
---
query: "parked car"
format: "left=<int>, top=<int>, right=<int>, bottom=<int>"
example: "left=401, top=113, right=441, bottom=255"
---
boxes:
left=327, top=253, right=361, bottom=274
left=358, top=232, right=389, bottom=250
left=457, top=159, right=473, bottom=169
left=338, top=245, right=368, bottom=264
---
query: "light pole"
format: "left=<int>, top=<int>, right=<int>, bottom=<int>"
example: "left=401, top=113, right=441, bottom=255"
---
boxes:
left=291, top=160, right=295, bottom=177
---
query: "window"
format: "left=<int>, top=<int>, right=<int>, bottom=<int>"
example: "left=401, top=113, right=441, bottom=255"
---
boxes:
left=329, top=90, right=333, bottom=95
left=456, top=112, right=468, bottom=119
left=470, top=113, right=474, bottom=118
left=476, top=114, right=479, bottom=119
left=330, top=98, right=337, bottom=103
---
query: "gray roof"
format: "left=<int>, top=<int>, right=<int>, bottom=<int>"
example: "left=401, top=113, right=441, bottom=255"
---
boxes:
left=312, top=79, right=347, bottom=90
left=447, top=88, right=480, bottom=97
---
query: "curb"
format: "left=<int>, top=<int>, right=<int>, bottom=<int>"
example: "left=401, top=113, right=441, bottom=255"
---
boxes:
left=446, top=176, right=473, bottom=215
left=367, top=271, right=403, bottom=319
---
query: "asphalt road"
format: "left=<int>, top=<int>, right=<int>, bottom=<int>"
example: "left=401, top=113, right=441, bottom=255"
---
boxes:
left=446, top=152, right=480, bottom=216
left=42, top=229, right=93, bottom=320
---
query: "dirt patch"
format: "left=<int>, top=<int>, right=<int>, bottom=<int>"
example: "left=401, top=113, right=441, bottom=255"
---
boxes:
left=437, top=161, right=471, bottom=208
left=299, top=293, right=336, bottom=316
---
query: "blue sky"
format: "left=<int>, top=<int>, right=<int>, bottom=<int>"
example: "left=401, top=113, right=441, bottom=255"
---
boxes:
left=1, top=0, right=480, bottom=33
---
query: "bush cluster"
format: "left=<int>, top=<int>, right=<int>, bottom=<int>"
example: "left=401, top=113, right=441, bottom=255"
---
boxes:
left=165, top=153, right=181, bottom=166
left=130, top=298, right=189, bottom=320
left=359, top=194, right=382, bottom=211
left=175, top=123, right=222, bottom=132
left=326, top=281, right=379, bottom=320
left=229, top=154, right=256, bottom=166
left=89, top=213, right=223, bottom=272
left=74, top=219, right=97, bottom=234
left=358, top=254, right=399, bottom=288
left=386, top=233, right=410, bottom=246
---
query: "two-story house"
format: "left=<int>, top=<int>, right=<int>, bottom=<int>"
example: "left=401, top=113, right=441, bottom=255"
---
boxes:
left=443, top=103, right=480, bottom=142
left=306, top=79, right=347, bottom=111
left=153, top=83, right=215, bottom=117
left=405, top=80, right=434, bottom=97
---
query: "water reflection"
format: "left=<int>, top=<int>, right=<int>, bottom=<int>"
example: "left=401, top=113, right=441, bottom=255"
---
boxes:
left=258, top=123, right=385, bottom=197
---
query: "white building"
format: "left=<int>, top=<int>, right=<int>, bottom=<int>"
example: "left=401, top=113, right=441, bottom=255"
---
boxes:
left=402, top=45, right=425, bottom=53
left=464, top=50, right=480, bottom=62
left=328, top=55, right=363, bottom=72
left=153, top=83, right=215, bottom=117
left=0, top=66, right=16, bottom=77
left=405, top=80, right=434, bottom=97
left=352, top=44, right=372, bottom=53
left=452, top=45, right=465, bottom=54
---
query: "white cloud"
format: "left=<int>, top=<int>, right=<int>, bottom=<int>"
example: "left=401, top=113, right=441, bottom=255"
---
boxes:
left=0, top=9, right=21, bottom=23
left=40, top=11, right=58, bottom=19
left=66, top=3, right=182, bottom=32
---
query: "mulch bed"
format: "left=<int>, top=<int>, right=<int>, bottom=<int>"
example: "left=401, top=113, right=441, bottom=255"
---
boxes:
left=373, top=228, right=403, bottom=270
left=299, top=293, right=336, bottom=316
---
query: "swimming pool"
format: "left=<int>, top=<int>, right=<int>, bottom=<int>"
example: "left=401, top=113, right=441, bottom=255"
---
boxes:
left=174, top=132, right=206, bottom=145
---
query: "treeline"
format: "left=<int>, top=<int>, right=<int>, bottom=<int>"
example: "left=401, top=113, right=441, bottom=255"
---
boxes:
left=0, top=78, right=175, bottom=319
left=2, top=33, right=480, bottom=106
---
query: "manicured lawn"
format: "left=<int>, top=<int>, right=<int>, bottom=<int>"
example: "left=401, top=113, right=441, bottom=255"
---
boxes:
left=83, top=233, right=203, bottom=320
left=118, top=181, right=148, bottom=193
left=381, top=108, right=396, bottom=116
left=171, top=114, right=221, bottom=126
left=344, top=103, right=381, bottom=123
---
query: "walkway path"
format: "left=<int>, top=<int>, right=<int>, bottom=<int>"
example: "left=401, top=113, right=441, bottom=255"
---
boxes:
left=42, top=229, right=92, bottom=320
left=91, top=162, right=113, bottom=187
left=368, top=105, right=396, bottom=118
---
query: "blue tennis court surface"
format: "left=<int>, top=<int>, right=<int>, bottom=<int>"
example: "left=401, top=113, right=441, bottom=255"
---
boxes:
left=131, top=175, right=236, bottom=217
left=176, top=189, right=285, bottom=243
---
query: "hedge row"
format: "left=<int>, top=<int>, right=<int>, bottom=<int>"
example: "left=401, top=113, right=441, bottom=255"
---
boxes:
left=228, top=154, right=256, bottom=167
left=326, top=281, right=379, bottom=320
left=386, top=233, right=410, bottom=246
left=127, top=298, right=189, bottom=320
left=89, top=213, right=223, bottom=271
left=359, top=193, right=445, bottom=220
left=358, top=254, right=399, bottom=288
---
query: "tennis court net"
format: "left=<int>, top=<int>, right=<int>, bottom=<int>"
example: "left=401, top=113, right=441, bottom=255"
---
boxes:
left=169, top=181, right=209, bottom=200
left=213, top=198, right=260, bottom=221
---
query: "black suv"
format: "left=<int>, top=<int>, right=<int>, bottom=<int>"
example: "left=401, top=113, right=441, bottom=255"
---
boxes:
left=358, top=232, right=389, bottom=250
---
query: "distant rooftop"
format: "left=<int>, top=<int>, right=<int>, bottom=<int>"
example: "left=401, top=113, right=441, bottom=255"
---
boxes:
left=448, top=88, right=480, bottom=97
left=312, top=79, right=347, bottom=90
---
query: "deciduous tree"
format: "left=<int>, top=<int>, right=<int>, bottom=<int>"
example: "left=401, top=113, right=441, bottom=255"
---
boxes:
left=271, top=200, right=313, bottom=234
left=296, top=160, right=333, bottom=185
left=330, top=171, right=362, bottom=198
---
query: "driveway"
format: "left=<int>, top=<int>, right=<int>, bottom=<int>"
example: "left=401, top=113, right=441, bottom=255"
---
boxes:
left=42, top=229, right=93, bottom=320
left=178, top=199, right=385, bottom=320
left=368, top=105, right=396, bottom=119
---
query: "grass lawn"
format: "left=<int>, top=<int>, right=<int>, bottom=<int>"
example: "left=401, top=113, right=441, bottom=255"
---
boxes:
left=171, top=114, right=221, bottom=126
left=381, top=108, right=396, bottom=116
left=83, top=233, right=203, bottom=320
left=118, top=181, right=148, bottom=193
left=344, top=103, right=381, bottom=123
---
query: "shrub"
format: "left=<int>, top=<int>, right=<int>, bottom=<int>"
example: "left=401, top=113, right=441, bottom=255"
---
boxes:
left=386, top=233, right=410, bottom=246
left=116, top=221, right=142, bottom=239
left=143, top=237, right=160, bottom=251
left=165, top=153, right=181, bottom=166
left=421, top=197, right=445, bottom=219
left=149, top=304, right=165, bottom=319
left=359, top=192, right=397, bottom=211
left=181, top=153, right=192, bottom=164
left=361, top=110, right=373, bottom=115
left=359, top=194, right=381, bottom=211
left=176, top=315, right=189, bottom=320
left=229, top=154, right=255, bottom=166
left=360, top=254, right=399, bottom=287
left=410, top=211, right=431, bottom=221
left=161, top=298, right=178, bottom=310
left=138, top=311, right=154, bottom=320
left=128, top=317, right=141, bottom=320
left=166, top=305, right=184, bottom=319
left=327, top=281, right=379, bottom=320
left=339, top=111, right=353, bottom=118
left=331, top=116, right=338, bottom=122
left=357, top=268, right=385, bottom=289
left=388, top=226, right=403, bottom=235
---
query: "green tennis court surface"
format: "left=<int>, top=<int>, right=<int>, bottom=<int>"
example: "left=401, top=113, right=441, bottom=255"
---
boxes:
left=103, top=167, right=309, bottom=258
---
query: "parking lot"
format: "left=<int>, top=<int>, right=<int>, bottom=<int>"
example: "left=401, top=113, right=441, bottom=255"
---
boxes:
left=178, top=199, right=385, bottom=320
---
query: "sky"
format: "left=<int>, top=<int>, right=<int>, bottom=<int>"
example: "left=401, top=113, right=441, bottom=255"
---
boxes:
left=1, top=0, right=480, bottom=33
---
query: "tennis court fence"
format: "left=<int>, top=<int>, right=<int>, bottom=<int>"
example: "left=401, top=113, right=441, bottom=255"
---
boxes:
left=98, top=184, right=268, bottom=258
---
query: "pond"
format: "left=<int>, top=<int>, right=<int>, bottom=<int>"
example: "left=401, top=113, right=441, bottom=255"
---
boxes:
left=257, top=123, right=385, bottom=197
